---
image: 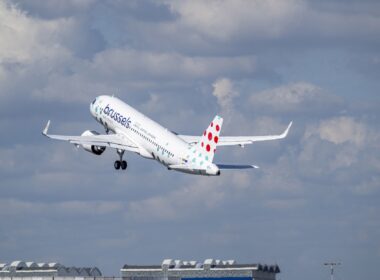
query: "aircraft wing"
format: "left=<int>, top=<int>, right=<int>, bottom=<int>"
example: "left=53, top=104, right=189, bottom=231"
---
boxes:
left=42, top=120, right=139, bottom=152
left=178, top=121, right=293, bottom=147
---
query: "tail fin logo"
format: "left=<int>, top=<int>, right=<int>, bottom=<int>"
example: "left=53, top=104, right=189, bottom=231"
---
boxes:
left=196, top=116, right=223, bottom=162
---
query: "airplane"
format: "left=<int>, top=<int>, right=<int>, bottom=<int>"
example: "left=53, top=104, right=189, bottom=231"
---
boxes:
left=42, top=95, right=292, bottom=176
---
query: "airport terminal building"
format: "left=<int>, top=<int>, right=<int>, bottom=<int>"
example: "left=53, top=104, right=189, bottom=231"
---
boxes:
left=0, top=259, right=279, bottom=280
left=0, top=261, right=102, bottom=277
left=121, top=259, right=280, bottom=280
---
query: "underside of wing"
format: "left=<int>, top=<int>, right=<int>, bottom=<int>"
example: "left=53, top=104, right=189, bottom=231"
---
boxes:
left=42, top=120, right=139, bottom=152
left=178, top=121, right=292, bottom=147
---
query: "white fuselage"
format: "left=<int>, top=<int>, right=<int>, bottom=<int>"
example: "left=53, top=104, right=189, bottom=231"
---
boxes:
left=90, top=95, right=209, bottom=172
left=90, top=96, right=188, bottom=166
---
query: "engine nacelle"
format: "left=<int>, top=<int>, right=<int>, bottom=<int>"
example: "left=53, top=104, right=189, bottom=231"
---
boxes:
left=81, top=130, right=106, bottom=155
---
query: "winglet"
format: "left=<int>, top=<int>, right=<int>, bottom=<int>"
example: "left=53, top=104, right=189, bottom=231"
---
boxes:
left=281, top=121, right=293, bottom=138
left=42, top=120, right=51, bottom=136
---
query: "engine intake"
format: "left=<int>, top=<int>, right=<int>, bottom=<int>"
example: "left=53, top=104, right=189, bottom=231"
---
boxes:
left=81, top=130, right=106, bottom=156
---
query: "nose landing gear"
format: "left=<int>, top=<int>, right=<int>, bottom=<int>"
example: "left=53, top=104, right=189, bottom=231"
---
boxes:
left=114, top=149, right=127, bottom=170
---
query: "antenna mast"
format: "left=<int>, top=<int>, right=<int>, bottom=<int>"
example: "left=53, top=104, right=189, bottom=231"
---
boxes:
left=324, top=262, right=341, bottom=280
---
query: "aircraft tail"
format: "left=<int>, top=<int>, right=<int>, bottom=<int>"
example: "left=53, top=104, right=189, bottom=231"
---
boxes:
left=195, top=115, right=223, bottom=163
left=181, top=115, right=258, bottom=174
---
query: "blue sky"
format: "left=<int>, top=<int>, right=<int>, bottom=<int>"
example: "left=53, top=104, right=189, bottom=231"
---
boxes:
left=0, top=1, right=379, bottom=279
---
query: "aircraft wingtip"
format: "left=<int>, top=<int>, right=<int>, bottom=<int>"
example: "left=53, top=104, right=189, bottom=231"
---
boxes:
left=282, top=121, right=293, bottom=137
left=42, top=120, right=51, bottom=135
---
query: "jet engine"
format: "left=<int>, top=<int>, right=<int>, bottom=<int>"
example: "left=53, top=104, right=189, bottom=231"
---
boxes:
left=81, top=130, right=106, bottom=155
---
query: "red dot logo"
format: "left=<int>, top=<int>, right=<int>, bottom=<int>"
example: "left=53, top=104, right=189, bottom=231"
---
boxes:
left=211, top=122, right=213, bottom=127
left=208, top=132, right=212, bottom=140
left=216, top=125, right=220, bottom=131
left=201, top=142, right=204, bottom=147
left=206, top=144, right=211, bottom=152
left=214, top=136, right=219, bottom=143
left=203, top=131, right=206, bottom=136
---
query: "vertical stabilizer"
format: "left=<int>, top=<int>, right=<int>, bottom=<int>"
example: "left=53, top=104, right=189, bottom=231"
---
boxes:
left=195, top=115, right=223, bottom=163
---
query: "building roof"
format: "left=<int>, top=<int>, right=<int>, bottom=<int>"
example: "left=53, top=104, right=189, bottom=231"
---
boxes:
left=0, top=261, right=102, bottom=277
left=122, top=259, right=280, bottom=273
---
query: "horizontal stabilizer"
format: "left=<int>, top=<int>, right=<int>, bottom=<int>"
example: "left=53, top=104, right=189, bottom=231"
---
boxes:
left=216, top=164, right=259, bottom=169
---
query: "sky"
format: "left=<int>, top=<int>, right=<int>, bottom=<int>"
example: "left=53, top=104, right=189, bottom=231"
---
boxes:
left=0, top=0, right=379, bottom=279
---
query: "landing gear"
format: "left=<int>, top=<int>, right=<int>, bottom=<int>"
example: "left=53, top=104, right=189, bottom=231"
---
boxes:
left=114, top=149, right=127, bottom=170
left=114, top=160, right=127, bottom=170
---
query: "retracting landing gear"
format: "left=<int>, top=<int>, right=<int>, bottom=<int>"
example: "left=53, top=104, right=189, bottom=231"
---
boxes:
left=114, top=149, right=127, bottom=170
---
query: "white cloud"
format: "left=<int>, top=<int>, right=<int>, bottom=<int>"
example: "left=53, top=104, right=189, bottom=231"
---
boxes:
left=164, top=0, right=380, bottom=53
left=318, top=117, right=367, bottom=146
left=0, top=0, right=72, bottom=64
left=30, top=49, right=257, bottom=103
left=304, top=117, right=379, bottom=148
left=126, top=171, right=254, bottom=222
left=13, top=0, right=96, bottom=18
left=212, top=78, right=239, bottom=115
left=90, top=49, right=256, bottom=81
left=165, top=0, right=304, bottom=41
left=126, top=177, right=225, bottom=221
left=250, top=82, right=342, bottom=114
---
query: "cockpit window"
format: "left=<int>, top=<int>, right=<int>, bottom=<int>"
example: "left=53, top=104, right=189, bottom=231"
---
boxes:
left=91, top=98, right=96, bottom=105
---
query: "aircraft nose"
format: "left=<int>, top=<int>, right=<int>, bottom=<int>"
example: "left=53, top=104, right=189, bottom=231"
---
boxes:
left=90, top=98, right=97, bottom=117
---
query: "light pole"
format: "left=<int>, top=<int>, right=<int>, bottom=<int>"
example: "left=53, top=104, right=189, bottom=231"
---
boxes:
left=324, top=262, right=341, bottom=280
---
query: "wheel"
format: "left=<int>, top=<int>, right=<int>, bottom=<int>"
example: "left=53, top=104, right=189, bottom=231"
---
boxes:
left=114, top=160, right=121, bottom=170
left=121, top=160, right=127, bottom=170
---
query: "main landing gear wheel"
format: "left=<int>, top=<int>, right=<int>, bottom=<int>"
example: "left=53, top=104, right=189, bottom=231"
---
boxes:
left=121, top=160, right=127, bottom=170
left=114, top=160, right=127, bottom=170
left=114, top=149, right=127, bottom=171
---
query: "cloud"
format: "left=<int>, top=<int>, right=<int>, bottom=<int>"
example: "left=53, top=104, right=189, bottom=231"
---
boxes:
left=0, top=0, right=105, bottom=106
left=296, top=116, right=380, bottom=192
left=250, top=82, right=343, bottom=115
left=30, top=49, right=257, bottom=103
left=304, top=117, right=379, bottom=148
left=89, top=49, right=257, bottom=81
left=164, top=0, right=380, bottom=55
left=212, top=78, right=239, bottom=115
left=0, top=0, right=71, bottom=64
left=165, top=0, right=304, bottom=41
left=12, top=0, right=97, bottom=19
left=126, top=177, right=226, bottom=222
left=317, top=117, right=368, bottom=146
left=126, top=172, right=254, bottom=222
